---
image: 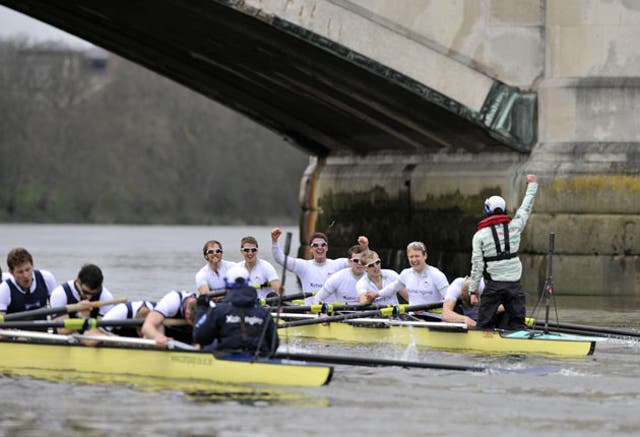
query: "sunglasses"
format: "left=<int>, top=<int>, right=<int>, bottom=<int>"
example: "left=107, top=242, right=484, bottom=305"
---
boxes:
left=310, top=242, right=328, bottom=248
left=206, top=248, right=223, bottom=255
left=79, top=284, right=100, bottom=297
left=350, top=257, right=361, bottom=264
left=364, top=259, right=381, bottom=268
left=242, top=247, right=258, bottom=253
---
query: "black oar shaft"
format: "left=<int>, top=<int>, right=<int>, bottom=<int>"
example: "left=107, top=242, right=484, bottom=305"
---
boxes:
left=262, top=291, right=314, bottom=305
left=274, top=352, right=483, bottom=372
left=533, top=321, right=640, bottom=338
left=1, top=297, right=126, bottom=321
left=2, top=305, right=69, bottom=321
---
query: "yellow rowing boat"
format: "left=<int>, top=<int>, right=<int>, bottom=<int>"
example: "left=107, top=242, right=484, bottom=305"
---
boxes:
left=0, top=330, right=332, bottom=387
left=277, top=316, right=599, bottom=356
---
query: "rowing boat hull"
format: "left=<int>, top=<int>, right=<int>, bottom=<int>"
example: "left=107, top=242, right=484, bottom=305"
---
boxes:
left=0, top=340, right=333, bottom=387
left=279, top=320, right=597, bottom=356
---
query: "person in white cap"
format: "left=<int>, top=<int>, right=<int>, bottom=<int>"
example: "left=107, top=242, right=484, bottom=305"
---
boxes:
left=468, top=174, right=538, bottom=330
left=193, top=265, right=279, bottom=356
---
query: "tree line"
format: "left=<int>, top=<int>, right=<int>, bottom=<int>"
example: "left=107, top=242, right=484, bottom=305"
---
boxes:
left=0, top=40, right=309, bottom=224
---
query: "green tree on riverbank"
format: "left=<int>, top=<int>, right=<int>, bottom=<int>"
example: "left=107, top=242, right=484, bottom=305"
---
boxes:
left=0, top=41, right=308, bottom=224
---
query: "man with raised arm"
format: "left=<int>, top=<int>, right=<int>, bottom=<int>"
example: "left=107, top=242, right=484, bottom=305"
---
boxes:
left=271, top=228, right=368, bottom=303
left=469, top=174, right=539, bottom=330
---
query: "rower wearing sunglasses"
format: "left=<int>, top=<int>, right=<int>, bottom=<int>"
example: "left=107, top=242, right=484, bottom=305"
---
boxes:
left=49, top=263, right=115, bottom=334
left=312, top=245, right=368, bottom=305
left=271, top=228, right=369, bottom=304
left=195, top=240, right=236, bottom=296
left=356, top=250, right=401, bottom=306
left=237, top=236, right=281, bottom=299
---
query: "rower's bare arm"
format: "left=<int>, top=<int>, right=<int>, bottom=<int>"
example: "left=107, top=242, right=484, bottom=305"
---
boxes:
left=197, top=284, right=209, bottom=295
left=399, top=288, right=409, bottom=302
left=142, top=311, right=171, bottom=348
left=271, top=279, right=283, bottom=295
left=442, top=300, right=476, bottom=328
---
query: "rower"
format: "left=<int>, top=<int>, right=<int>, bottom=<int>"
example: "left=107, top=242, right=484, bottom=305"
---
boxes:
left=271, top=228, right=369, bottom=304
left=195, top=239, right=235, bottom=299
left=142, top=290, right=197, bottom=348
left=236, top=235, right=281, bottom=299
left=98, top=300, right=156, bottom=338
left=49, top=264, right=116, bottom=334
left=356, top=250, right=400, bottom=306
left=369, top=241, right=448, bottom=320
left=0, top=248, right=57, bottom=325
left=312, top=245, right=368, bottom=306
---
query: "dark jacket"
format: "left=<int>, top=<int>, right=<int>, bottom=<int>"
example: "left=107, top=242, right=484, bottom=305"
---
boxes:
left=193, top=285, right=279, bottom=356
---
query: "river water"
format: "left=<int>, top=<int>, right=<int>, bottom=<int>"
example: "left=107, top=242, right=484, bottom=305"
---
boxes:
left=1, top=224, right=639, bottom=436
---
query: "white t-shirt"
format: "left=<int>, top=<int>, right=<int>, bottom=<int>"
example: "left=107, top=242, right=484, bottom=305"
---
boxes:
left=195, top=260, right=236, bottom=292
left=153, top=290, right=196, bottom=319
left=444, top=277, right=485, bottom=301
left=379, top=265, right=448, bottom=306
left=314, top=267, right=365, bottom=305
left=356, top=269, right=400, bottom=306
left=101, top=300, right=155, bottom=331
left=49, top=279, right=115, bottom=317
left=0, top=269, right=57, bottom=312
left=238, top=259, right=280, bottom=299
left=444, top=277, right=485, bottom=320
left=272, top=243, right=349, bottom=292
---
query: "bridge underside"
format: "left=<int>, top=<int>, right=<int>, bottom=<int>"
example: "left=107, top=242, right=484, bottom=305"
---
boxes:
left=1, top=0, right=530, bottom=157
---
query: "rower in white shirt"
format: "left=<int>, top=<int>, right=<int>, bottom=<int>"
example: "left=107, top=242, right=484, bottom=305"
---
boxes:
left=238, top=235, right=280, bottom=299
left=313, top=245, right=367, bottom=305
left=356, top=250, right=400, bottom=306
left=371, top=241, right=449, bottom=319
left=195, top=239, right=236, bottom=296
left=271, top=228, right=369, bottom=303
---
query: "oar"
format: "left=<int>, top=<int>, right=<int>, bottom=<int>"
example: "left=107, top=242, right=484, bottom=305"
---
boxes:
left=0, top=297, right=127, bottom=322
left=70, top=333, right=197, bottom=350
left=0, top=328, right=195, bottom=350
left=0, top=317, right=187, bottom=330
left=273, top=302, right=380, bottom=313
left=260, top=291, right=315, bottom=306
left=273, top=302, right=445, bottom=314
left=277, top=302, right=444, bottom=328
left=205, top=289, right=228, bottom=299
left=531, top=320, right=640, bottom=339
left=274, top=352, right=483, bottom=372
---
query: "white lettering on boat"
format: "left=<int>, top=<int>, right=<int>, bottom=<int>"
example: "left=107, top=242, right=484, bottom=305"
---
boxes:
left=225, top=315, right=264, bottom=325
left=170, top=355, right=214, bottom=366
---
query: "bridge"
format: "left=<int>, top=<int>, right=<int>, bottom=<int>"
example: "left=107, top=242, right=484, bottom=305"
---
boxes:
left=3, top=0, right=640, bottom=295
